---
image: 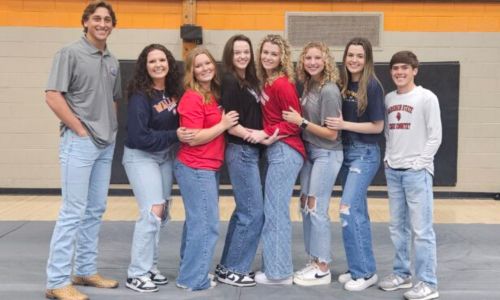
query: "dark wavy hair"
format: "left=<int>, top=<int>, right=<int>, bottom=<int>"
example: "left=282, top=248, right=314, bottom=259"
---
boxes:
left=222, top=34, right=260, bottom=93
left=127, top=44, right=182, bottom=101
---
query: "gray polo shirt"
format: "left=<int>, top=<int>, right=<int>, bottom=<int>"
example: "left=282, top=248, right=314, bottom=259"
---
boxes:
left=301, top=82, right=343, bottom=150
left=46, top=36, right=122, bottom=147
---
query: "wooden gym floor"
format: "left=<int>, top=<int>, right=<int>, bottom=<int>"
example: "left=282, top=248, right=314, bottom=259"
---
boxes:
left=0, top=194, right=499, bottom=224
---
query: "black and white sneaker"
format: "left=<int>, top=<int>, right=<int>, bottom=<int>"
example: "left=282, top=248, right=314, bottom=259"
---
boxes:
left=126, top=275, right=159, bottom=293
left=148, top=270, right=168, bottom=285
left=218, top=270, right=256, bottom=287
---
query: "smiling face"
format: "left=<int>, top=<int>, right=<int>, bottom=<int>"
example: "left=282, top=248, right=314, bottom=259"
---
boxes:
left=233, top=40, right=251, bottom=74
left=83, top=7, right=113, bottom=47
left=193, top=53, right=215, bottom=87
left=303, top=47, right=325, bottom=80
left=391, top=63, right=418, bottom=93
left=344, top=45, right=366, bottom=81
left=260, top=41, right=281, bottom=75
left=146, top=49, right=169, bottom=87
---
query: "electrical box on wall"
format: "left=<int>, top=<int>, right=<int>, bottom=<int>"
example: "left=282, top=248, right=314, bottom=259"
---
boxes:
left=180, top=24, right=203, bottom=44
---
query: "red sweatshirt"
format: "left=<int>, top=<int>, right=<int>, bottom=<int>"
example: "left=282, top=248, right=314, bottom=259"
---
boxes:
left=261, top=76, right=306, bottom=158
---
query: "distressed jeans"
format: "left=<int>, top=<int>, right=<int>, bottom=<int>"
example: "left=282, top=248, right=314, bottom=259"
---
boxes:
left=46, top=130, right=115, bottom=289
left=220, top=143, right=264, bottom=274
left=339, top=142, right=379, bottom=280
left=385, top=167, right=438, bottom=287
left=261, top=142, right=303, bottom=279
left=299, top=143, right=343, bottom=264
left=174, top=159, right=220, bottom=291
left=123, top=146, right=175, bottom=278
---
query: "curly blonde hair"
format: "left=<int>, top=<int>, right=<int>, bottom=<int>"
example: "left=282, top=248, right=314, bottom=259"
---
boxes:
left=297, top=41, right=340, bottom=93
left=256, top=34, right=295, bottom=85
left=183, top=46, right=220, bottom=104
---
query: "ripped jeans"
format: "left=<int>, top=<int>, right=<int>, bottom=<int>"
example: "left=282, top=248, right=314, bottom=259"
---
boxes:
left=339, top=142, right=380, bottom=279
left=123, top=146, right=175, bottom=278
left=299, top=143, right=343, bottom=264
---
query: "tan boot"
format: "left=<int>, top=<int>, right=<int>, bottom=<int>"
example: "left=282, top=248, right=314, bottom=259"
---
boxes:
left=45, top=284, right=89, bottom=300
left=72, top=274, right=119, bottom=288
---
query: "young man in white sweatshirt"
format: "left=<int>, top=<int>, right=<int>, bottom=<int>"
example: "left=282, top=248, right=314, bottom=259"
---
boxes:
left=378, top=51, right=442, bottom=300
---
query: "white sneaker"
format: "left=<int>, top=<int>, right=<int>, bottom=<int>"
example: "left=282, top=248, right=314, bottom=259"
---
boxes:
left=404, top=281, right=439, bottom=300
left=126, top=275, right=159, bottom=293
left=176, top=274, right=217, bottom=291
left=378, top=274, right=412, bottom=291
left=148, top=269, right=168, bottom=285
left=254, top=271, right=292, bottom=285
left=338, top=271, right=352, bottom=284
left=344, top=274, right=378, bottom=291
left=293, top=263, right=331, bottom=286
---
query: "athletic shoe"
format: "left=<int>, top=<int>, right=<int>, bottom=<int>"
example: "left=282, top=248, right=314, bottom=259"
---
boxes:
left=293, top=263, right=331, bottom=286
left=148, top=269, right=168, bottom=285
left=378, top=274, right=412, bottom=291
left=218, top=270, right=256, bottom=287
left=338, top=271, right=352, bottom=284
left=126, top=276, right=159, bottom=293
left=215, top=264, right=225, bottom=277
left=176, top=274, right=217, bottom=291
left=344, top=274, right=378, bottom=291
left=404, top=281, right=439, bottom=300
left=254, top=271, right=292, bottom=285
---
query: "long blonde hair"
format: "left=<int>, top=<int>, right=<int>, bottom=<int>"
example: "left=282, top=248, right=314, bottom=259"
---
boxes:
left=256, top=34, right=295, bottom=85
left=297, top=41, right=340, bottom=94
left=341, top=37, right=383, bottom=116
left=183, top=46, right=220, bottom=104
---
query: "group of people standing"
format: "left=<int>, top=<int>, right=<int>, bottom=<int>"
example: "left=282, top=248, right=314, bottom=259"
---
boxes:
left=43, top=2, right=442, bottom=300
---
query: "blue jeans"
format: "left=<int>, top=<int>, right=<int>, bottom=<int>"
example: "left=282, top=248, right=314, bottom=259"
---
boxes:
left=46, top=130, right=115, bottom=289
left=174, top=159, right=220, bottom=291
left=123, top=146, right=175, bottom=278
left=220, top=143, right=264, bottom=274
left=339, top=142, right=379, bottom=279
left=299, top=143, right=343, bottom=264
left=385, top=167, right=438, bottom=287
left=261, top=142, right=303, bottom=279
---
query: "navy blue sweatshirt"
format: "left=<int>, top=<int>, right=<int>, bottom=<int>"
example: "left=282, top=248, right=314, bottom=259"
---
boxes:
left=125, top=90, right=179, bottom=152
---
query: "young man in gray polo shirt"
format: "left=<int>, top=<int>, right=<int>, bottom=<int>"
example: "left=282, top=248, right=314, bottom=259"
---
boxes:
left=44, top=1, right=121, bottom=299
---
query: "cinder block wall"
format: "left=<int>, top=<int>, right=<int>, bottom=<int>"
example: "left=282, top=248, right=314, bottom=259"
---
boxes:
left=0, top=1, right=499, bottom=192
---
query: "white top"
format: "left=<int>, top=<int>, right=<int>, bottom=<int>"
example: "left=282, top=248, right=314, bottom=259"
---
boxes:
left=384, top=86, right=442, bottom=175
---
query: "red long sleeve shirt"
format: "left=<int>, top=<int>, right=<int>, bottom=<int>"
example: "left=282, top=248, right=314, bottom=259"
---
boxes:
left=261, top=76, right=306, bottom=158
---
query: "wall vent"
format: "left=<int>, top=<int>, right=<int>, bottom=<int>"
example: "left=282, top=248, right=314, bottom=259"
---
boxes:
left=286, top=12, right=383, bottom=48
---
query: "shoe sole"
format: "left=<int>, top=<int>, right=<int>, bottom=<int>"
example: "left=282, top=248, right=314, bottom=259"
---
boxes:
left=380, top=282, right=413, bottom=291
left=293, top=275, right=331, bottom=286
left=217, top=276, right=256, bottom=287
left=45, top=290, right=89, bottom=300
left=125, top=282, right=159, bottom=293
left=405, top=291, right=439, bottom=300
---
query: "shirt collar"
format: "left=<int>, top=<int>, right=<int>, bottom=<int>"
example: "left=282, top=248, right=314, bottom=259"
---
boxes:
left=80, top=35, right=110, bottom=56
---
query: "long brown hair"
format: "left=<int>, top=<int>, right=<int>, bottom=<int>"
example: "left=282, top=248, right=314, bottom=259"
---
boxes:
left=341, top=37, right=383, bottom=116
left=183, top=47, right=220, bottom=104
left=222, top=34, right=260, bottom=93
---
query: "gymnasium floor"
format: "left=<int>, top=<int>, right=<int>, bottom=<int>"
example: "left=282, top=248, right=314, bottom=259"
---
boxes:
left=0, top=194, right=499, bottom=299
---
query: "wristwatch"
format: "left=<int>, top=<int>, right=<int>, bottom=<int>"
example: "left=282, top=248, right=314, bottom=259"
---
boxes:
left=300, top=118, right=309, bottom=129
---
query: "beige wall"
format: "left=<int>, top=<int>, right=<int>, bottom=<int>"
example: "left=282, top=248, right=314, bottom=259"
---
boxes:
left=0, top=27, right=498, bottom=192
